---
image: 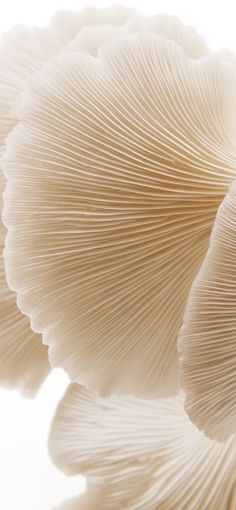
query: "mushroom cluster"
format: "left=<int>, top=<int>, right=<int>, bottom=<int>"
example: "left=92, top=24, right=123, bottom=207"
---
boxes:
left=1, top=6, right=236, bottom=509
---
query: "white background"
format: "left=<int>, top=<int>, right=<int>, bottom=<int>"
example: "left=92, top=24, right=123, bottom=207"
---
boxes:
left=1, top=0, right=236, bottom=52
left=0, top=370, right=85, bottom=510
left=0, top=0, right=236, bottom=509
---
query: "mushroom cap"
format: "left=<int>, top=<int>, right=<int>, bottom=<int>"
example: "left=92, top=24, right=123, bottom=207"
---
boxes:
left=179, top=179, right=236, bottom=441
left=0, top=6, right=134, bottom=395
left=65, top=13, right=209, bottom=57
left=3, top=26, right=236, bottom=398
left=127, top=13, right=209, bottom=58
left=49, top=383, right=236, bottom=509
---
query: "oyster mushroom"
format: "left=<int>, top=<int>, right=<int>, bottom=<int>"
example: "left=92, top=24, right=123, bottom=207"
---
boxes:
left=49, top=383, right=236, bottom=509
left=179, top=180, right=236, bottom=440
left=3, top=28, right=236, bottom=398
left=0, top=6, right=134, bottom=395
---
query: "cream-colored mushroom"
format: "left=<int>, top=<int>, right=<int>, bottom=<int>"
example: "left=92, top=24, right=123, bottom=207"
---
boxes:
left=49, top=384, right=236, bottom=509
left=65, top=14, right=209, bottom=57
left=0, top=6, right=134, bottom=395
left=179, top=180, right=236, bottom=440
left=3, top=28, right=236, bottom=398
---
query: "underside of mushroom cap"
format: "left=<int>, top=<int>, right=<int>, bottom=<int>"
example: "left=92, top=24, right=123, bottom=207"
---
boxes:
left=0, top=7, right=134, bottom=395
left=66, top=13, right=209, bottom=58
left=179, top=180, right=236, bottom=441
left=127, top=13, right=209, bottom=58
left=49, top=384, right=236, bottom=509
left=3, top=31, right=236, bottom=399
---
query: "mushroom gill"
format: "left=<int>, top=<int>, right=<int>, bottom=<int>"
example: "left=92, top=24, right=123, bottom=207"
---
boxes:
left=3, top=30, right=236, bottom=398
left=179, top=180, right=236, bottom=441
left=49, top=383, right=236, bottom=509
left=0, top=6, right=134, bottom=395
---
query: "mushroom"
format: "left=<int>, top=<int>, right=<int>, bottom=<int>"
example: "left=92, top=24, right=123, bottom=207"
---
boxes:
left=179, top=180, right=236, bottom=440
left=3, top=26, right=236, bottom=399
left=65, top=14, right=209, bottom=57
left=0, top=6, right=134, bottom=395
left=49, top=383, right=236, bottom=509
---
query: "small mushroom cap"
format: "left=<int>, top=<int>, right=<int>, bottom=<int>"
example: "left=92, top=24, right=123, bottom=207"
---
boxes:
left=49, top=383, right=236, bottom=509
left=66, top=13, right=209, bottom=57
left=0, top=6, right=134, bottom=395
left=179, top=179, right=236, bottom=441
left=51, top=5, right=136, bottom=37
left=3, top=28, right=236, bottom=398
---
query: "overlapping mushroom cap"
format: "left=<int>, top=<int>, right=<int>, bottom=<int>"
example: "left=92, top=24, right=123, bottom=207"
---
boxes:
left=2, top=8, right=236, bottom=509
left=3, top=18, right=236, bottom=403
left=179, top=180, right=236, bottom=440
left=49, top=384, right=236, bottom=509
left=0, top=5, right=134, bottom=395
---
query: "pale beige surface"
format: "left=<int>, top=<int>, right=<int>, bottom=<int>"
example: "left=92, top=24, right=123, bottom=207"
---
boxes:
left=3, top=23, right=236, bottom=399
left=49, top=384, right=236, bottom=509
left=179, top=180, right=236, bottom=440
left=0, top=6, right=133, bottom=395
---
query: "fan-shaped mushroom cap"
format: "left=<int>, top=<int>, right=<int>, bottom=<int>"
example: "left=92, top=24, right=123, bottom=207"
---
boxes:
left=3, top=29, right=236, bottom=398
left=179, top=180, right=236, bottom=441
left=0, top=6, right=135, bottom=395
left=49, top=384, right=236, bottom=509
